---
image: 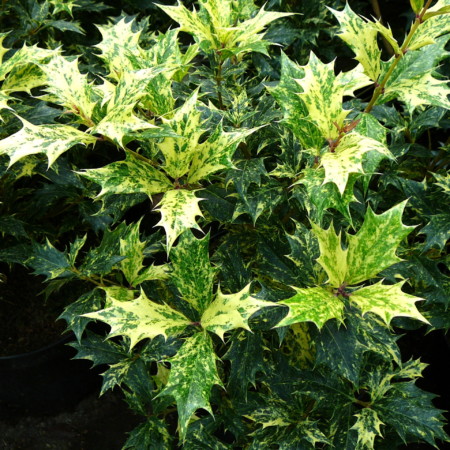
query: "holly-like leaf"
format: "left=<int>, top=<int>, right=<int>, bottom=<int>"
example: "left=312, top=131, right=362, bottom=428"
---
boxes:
left=321, top=131, right=393, bottom=195
left=123, top=418, right=172, bottom=450
left=0, top=117, right=96, bottom=167
left=296, top=53, right=372, bottom=140
left=78, top=152, right=172, bottom=198
left=201, top=284, right=278, bottom=340
left=410, top=0, right=425, bottom=14
left=155, top=189, right=204, bottom=253
left=170, top=231, right=216, bottom=314
left=157, top=331, right=222, bottom=439
left=26, top=239, right=72, bottom=280
left=350, top=281, right=428, bottom=325
left=83, top=289, right=191, bottom=349
left=351, top=408, right=384, bottom=450
left=409, top=9, right=450, bottom=50
left=312, top=202, right=415, bottom=287
left=40, top=55, right=98, bottom=122
left=419, top=214, right=450, bottom=252
left=330, top=4, right=381, bottom=81
left=423, top=0, right=450, bottom=20
left=277, top=286, right=344, bottom=329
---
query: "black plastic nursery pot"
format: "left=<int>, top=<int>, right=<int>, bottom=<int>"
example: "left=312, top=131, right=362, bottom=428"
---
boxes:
left=0, top=333, right=103, bottom=419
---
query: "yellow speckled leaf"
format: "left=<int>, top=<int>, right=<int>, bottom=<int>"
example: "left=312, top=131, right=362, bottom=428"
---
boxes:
left=296, top=53, right=371, bottom=139
left=83, top=290, right=191, bottom=349
left=321, top=132, right=393, bottom=195
left=330, top=4, right=381, bottom=81
left=351, top=408, right=384, bottom=450
left=155, top=189, right=204, bottom=253
left=351, top=281, right=428, bottom=325
left=201, top=284, right=278, bottom=340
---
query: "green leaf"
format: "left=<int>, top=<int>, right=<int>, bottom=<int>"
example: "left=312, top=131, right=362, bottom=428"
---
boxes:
left=377, top=382, right=449, bottom=446
left=350, top=281, right=428, bottom=325
left=351, top=408, right=384, bottom=450
left=170, top=231, right=216, bottom=314
left=78, top=152, right=172, bottom=198
left=26, top=239, right=72, bottom=280
left=296, top=53, right=371, bottom=140
left=83, top=289, right=191, bottom=349
left=423, top=0, right=450, bottom=20
left=410, top=0, right=425, bottom=14
left=0, top=117, right=96, bottom=167
left=419, top=214, right=450, bottom=251
left=312, top=202, right=415, bottom=287
left=321, top=131, right=393, bottom=195
left=155, top=189, right=204, bottom=253
left=277, top=286, right=344, bottom=329
left=123, top=418, right=172, bottom=450
left=157, top=331, right=222, bottom=440
left=330, top=4, right=381, bottom=81
left=223, top=330, right=266, bottom=399
left=201, top=284, right=278, bottom=340
left=410, top=9, right=450, bottom=50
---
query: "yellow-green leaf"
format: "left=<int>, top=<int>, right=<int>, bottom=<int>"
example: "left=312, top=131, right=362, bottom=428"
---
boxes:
left=83, top=290, right=191, bottom=349
left=277, top=286, right=344, bottom=329
left=0, top=117, right=96, bottom=167
left=351, top=408, right=384, bottom=450
left=321, top=131, right=393, bottom=195
left=410, top=0, right=425, bottom=14
left=330, top=4, right=381, bottom=81
left=201, top=284, right=278, bottom=340
left=423, top=0, right=450, bottom=20
left=155, top=189, right=204, bottom=253
left=296, top=53, right=371, bottom=139
left=78, top=151, right=172, bottom=198
left=350, top=281, right=428, bottom=325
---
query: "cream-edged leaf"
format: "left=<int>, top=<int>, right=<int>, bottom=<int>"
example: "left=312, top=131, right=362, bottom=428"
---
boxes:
left=201, top=284, right=278, bottom=340
left=277, top=286, right=344, bottom=329
left=330, top=4, right=381, bottom=81
left=157, top=332, right=222, bottom=440
left=321, top=132, right=393, bottom=195
left=78, top=152, right=172, bottom=198
left=0, top=117, right=96, bottom=167
left=351, top=281, right=428, bottom=325
left=83, top=290, right=191, bottom=349
left=155, top=189, right=204, bottom=253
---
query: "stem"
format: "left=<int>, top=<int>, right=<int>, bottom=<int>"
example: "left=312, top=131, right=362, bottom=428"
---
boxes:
left=364, top=0, right=433, bottom=114
left=70, top=267, right=122, bottom=288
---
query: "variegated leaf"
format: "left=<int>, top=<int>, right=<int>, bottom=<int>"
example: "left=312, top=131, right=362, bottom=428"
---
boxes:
left=187, top=122, right=256, bottom=183
left=0, top=90, right=12, bottom=111
left=372, top=22, right=401, bottom=57
left=351, top=408, right=384, bottom=450
left=2, top=64, right=47, bottom=94
left=101, top=286, right=136, bottom=306
left=312, top=202, right=415, bottom=287
left=268, top=52, right=323, bottom=151
left=171, top=231, right=216, bottom=314
left=157, top=331, right=222, bottom=439
left=201, top=284, right=278, bottom=340
left=410, top=0, right=425, bottom=13
left=423, top=0, right=450, bottom=20
left=92, top=104, right=158, bottom=147
left=409, top=11, right=450, bottom=51
left=296, top=53, right=372, bottom=139
left=83, top=290, right=191, bottom=349
left=330, top=4, right=381, bottom=81
left=155, top=189, right=204, bottom=253
left=119, top=221, right=169, bottom=286
left=95, top=17, right=142, bottom=79
left=350, top=281, right=428, bottom=325
left=40, top=55, right=98, bottom=122
left=156, top=91, right=205, bottom=179
left=0, top=117, right=96, bottom=167
left=78, top=152, right=172, bottom=198
left=321, top=131, right=393, bottom=195
left=276, top=286, right=344, bottom=329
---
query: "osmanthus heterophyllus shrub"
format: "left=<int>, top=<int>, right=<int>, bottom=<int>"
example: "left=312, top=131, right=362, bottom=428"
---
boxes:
left=0, top=0, right=449, bottom=447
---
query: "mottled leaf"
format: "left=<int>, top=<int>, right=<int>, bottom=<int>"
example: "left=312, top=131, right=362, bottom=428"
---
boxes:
left=202, top=284, right=278, bottom=340
left=84, top=289, right=191, bottom=349
left=123, top=418, right=172, bottom=450
left=419, top=214, right=450, bottom=251
left=157, top=331, right=222, bottom=439
left=277, top=286, right=344, bottom=329
left=351, top=408, right=384, bottom=450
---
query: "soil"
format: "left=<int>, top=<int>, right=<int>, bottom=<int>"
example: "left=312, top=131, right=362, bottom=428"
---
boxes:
left=0, top=389, right=142, bottom=450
